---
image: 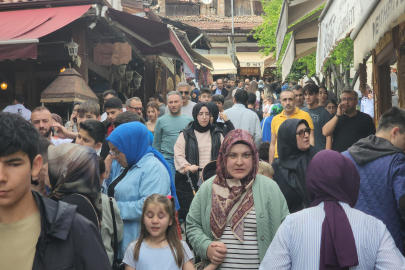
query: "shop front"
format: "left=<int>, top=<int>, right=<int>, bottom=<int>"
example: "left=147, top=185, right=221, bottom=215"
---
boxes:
left=351, top=0, right=405, bottom=123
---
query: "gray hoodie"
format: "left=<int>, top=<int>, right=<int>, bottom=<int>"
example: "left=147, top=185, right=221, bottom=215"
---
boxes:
left=348, top=135, right=403, bottom=165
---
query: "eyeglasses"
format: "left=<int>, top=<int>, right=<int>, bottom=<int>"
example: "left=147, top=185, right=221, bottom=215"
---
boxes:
left=341, top=98, right=355, bottom=102
left=198, top=112, right=211, bottom=118
left=179, top=91, right=189, bottom=95
left=296, top=127, right=311, bottom=138
left=109, top=149, right=121, bottom=157
left=127, top=106, right=144, bottom=111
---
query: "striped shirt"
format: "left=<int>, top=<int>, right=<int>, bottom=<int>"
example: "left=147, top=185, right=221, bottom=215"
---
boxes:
left=220, top=208, right=260, bottom=269
left=259, top=202, right=405, bottom=270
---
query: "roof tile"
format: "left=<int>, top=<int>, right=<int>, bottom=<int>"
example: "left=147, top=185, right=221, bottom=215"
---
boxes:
left=167, top=15, right=263, bottom=30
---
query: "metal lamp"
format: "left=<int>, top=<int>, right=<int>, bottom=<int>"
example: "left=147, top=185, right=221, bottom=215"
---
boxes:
left=66, top=39, right=79, bottom=56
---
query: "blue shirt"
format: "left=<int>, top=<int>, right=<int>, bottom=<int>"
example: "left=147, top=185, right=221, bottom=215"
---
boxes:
left=259, top=202, right=405, bottom=270
left=215, top=88, right=222, bottom=95
left=261, top=116, right=274, bottom=142
left=111, top=153, right=171, bottom=257
left=361, top=97, right=374, bottom=118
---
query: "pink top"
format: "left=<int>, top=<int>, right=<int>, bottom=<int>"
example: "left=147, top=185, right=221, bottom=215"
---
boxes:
left=174, top=130, right=224, bottom=175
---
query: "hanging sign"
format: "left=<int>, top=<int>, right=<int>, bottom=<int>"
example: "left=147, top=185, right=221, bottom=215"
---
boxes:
left=94, top=42, right=131, bottom=66
left=239, top=67, right=260, bottom=76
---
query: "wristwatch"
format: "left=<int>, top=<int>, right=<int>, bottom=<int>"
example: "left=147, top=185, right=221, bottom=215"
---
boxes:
left=335, top=114, right=341, bottom=118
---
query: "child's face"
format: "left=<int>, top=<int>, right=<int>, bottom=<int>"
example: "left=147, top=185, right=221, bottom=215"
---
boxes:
left=144, top=204, right=172, bottom=238
left=199, top=93, right=212, bottom=102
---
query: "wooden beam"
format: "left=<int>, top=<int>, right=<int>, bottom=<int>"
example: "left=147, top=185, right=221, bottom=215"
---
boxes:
left=295, top=38, right=318, bottom=44
left=87, top=59, right=110, bottom=81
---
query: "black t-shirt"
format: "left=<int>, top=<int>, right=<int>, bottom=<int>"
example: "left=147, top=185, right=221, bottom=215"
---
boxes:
left=332, top=111, right=376, bottom=152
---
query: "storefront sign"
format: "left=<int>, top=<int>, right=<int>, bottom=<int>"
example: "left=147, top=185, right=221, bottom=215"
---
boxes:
left=241, top=62, right=263, bottom=68
left=240, top=67, right=260, bottom=76
left=276, top=1, right=288, bottom=60
left=353, top=0, right=405, bottom=68
left=94, top=42, right=131, bottom=66
left=281, top=35, right=295, bottom=80
left=316, top=0, right=370, bottom=73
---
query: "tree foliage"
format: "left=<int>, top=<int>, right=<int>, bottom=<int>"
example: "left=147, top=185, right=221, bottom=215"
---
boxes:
left=323, top=37, right=354, bottom=72
left=254, top=1, right=326, bottom=81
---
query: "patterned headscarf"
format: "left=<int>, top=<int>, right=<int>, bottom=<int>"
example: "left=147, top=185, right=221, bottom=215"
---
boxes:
left=270, top=103, right=283, bottom=116
left=48, top=144, right=102, bottom=225
left=210, top=129, right=259, bottom=242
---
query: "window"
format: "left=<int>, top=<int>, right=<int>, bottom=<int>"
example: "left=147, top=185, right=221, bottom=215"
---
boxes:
left=210, top=47, right=227, bottom=54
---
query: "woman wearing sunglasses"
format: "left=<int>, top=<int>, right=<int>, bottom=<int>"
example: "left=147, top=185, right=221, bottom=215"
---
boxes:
left=271, top=119, right=318, bottom=213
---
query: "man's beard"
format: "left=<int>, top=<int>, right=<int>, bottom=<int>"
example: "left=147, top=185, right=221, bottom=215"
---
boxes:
left=39, top=127, right=52, bottom=139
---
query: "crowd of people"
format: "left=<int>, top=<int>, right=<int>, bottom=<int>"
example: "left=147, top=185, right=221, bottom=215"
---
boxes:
left=1, top=76, right=405, bottom=270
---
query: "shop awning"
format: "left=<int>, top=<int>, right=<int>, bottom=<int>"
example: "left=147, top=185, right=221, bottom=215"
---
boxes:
left=281, top=18, right=319, bottom=80
left=203, top=55, right=237, bottom=75
left=236, top=52, right=275, bottom=75
left=106, top=8, right=194, bottom=70
left=275, top=0, right=326, bottom=59
left=0, top=5, right=91, bottom=61
left=316, top=0, right=371, bottom=73
left=351, top=0, right=405, bottom=70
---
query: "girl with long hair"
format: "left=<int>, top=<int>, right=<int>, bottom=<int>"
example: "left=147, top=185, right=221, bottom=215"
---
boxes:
left=123, top=194, right=218, bottom=270
left=146, top=101, right=160, bottom=135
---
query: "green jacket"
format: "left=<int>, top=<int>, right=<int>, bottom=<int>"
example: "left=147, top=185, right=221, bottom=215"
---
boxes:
left=186, top=175, right=289, bottom=269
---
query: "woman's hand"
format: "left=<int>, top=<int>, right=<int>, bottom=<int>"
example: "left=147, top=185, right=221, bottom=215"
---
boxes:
left=219, top=112, right=228, bottom=122
left=207, top=242, right=227, bottom=264
left=185, top=165, right=199, bottom=173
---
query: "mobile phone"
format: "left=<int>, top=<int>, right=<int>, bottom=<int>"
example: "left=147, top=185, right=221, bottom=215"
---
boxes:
left=51, top=127, right=55, bottom=136
left=73, top=116, right=77, bottom=123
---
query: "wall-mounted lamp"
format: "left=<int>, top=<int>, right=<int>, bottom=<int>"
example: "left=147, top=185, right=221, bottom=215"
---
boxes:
left=66, top=38, right=79, bottom=56
left=1, top=82, right=7, bottom=90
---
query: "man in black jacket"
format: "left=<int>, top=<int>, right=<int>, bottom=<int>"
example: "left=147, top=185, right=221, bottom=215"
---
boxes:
left=0, top=112, right=111, bottom=270
left=212, top=78, right=229, bottom=98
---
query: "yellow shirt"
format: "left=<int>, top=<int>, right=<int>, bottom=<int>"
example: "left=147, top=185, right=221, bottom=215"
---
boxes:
left=0, top=212, right=41, bottom=270
left=271, top=108, right=314, bottom=158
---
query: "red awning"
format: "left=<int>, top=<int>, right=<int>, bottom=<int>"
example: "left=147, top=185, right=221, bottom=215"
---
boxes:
left=107, top=8, right=194, bottom=70
left=0, top=5, right=91, bottom=61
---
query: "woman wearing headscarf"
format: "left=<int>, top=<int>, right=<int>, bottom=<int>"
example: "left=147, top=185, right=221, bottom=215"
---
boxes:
left=271, top=119, right=318, bottom=213
left=186, top=129, right=289, bottom=270
left=207, top=102, right=234, bottom=137
left=260, top=150, right=405, bottom=270
left=47, top=144, right=102, bottom=229
left=174, top=102, right=224, bottom=221
left=106, top=121, right=172, bottom=257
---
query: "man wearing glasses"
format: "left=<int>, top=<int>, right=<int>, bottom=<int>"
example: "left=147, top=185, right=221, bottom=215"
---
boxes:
left=126, top=97, right=144, bottom=118
left=165, top=82, right=196, bottom=117
left=323, top=88, right=376, bottom=152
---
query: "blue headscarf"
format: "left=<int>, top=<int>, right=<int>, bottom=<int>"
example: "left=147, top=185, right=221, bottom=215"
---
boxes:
left=106, top=122, right=179, bottom=210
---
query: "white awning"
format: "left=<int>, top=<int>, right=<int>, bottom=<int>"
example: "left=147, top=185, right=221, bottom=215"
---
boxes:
left=236, top=52, right=275, bottom=75
left=275, top=0, right=326, bottom=59
left=281, top=35, right=296, bottom=80
left=316, top=0, right=371, bottom=74
left=281, top=18, right=319, bottom=80
left=351, top=0, right=405, bottom=70
left=203, top=54, right=237, bottom=75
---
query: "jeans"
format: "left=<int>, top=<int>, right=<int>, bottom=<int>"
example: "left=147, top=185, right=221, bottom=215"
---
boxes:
left=165, top=157, right=176, bottom=181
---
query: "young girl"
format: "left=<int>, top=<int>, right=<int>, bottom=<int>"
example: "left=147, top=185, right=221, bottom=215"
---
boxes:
left=146, top=101, right=160, bottom=136
left=318, top=86, right=328, bottom=107
left=123, top=194, right=218, bottom=270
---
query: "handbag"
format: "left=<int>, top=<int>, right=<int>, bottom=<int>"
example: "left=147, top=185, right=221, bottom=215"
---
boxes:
left=109, top=197, right=125, bottom=270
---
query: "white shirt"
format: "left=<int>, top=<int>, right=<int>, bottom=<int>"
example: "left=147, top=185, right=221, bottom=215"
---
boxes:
left=165, top=101, right=196, bottom=117
left=51, top=138, right=73, bottom=146
left=3, top=104, right=31, bottom=121
left=224, top=104, right=262, bottom=147
left=260, top=202, right=405, bottom=270
left=100, top=108, right=126, bottom=122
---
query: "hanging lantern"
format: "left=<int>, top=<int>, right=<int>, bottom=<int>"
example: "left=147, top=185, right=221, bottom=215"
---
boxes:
left=126, top=68, right=134, bottom=82
left=1, top=82, right=7, bottom=90
left=66, top=38, right=79, bottom=56
left=134, top=72, right=142, bottom=88
left=118, top=64, right=126, bottom=76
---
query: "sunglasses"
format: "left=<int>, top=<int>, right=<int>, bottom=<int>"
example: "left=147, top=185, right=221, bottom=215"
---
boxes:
left=296, top=127, right=311, bottom=138
left=179, top=91, right=189, bottom=95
